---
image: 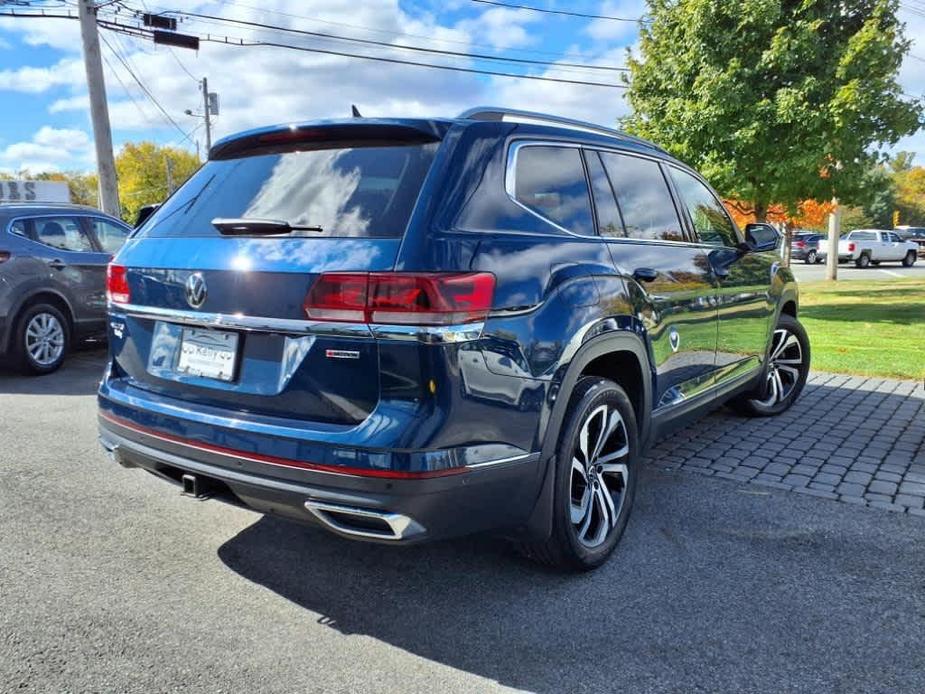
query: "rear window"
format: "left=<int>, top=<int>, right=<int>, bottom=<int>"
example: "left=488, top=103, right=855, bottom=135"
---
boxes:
left=139, top=143, right=439, bottom=239
left=849, top=231, right=876, bottom=241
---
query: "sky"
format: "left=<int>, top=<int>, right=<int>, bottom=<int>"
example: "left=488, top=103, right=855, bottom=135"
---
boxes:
left=0, top=0, right=922, bottom=175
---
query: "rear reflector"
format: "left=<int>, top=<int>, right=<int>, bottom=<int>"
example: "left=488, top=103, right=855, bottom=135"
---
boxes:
left=107, top=264, right=130, bottom=304
left=304, top=272, right=495, bottom=326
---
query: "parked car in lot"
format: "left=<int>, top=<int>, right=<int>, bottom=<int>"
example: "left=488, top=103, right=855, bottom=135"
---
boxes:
left=790, top=232, right=825, bottom=264
left=815, top=229, right=918, bottom=268
left=0, top=203, right=131, bottom=374
left=897, top=226, right=925, bottom=257
left=97, top=108, right=809, bottom=570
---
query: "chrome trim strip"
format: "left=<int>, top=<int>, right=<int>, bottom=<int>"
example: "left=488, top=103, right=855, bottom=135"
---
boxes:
left=465, top=452, right=534, bottom=469
left=303, top=500, right=426, bottom=541
left=111, top=302, right=485, bottom=342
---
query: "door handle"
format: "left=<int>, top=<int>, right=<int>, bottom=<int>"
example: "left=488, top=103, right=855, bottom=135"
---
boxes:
left=47, top=259, right=66, bottom=270
left=632, top=267, right=658, bottom=283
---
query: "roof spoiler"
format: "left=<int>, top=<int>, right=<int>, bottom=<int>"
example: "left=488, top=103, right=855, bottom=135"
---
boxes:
left=209, top=120, right=449, bottom=161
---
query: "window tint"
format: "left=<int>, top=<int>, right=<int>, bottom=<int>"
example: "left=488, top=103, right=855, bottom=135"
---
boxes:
left=514, top=145, right=593, bottom=235
left=668, top=168, right=739, bottom=247
left=141, top=143, right=439, bottom=239
left=34, top=217, right=94, bottom=252
left=585, top=151, right=624, bottom=238
left=90, top=218, right=130, bottom=253
left=598, top=152, right=684, bottom=242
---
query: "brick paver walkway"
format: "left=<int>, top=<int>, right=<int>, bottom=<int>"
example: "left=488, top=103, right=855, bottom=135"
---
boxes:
left=647, top=373, right=925, bottom=516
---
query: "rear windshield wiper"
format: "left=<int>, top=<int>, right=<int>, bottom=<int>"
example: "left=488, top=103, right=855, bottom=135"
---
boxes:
left=211, top=218, right=324, bottom=235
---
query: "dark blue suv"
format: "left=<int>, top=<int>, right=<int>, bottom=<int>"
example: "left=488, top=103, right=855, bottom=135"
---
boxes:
left=97, top=108, right=809, bottom=570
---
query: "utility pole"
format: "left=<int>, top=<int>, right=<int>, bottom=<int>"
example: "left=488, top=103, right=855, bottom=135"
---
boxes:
left=826, top=198, right=840, bottom=281
left=201, top=77, right=212, bottom=153
left=78, top=0, right=120, bottom=217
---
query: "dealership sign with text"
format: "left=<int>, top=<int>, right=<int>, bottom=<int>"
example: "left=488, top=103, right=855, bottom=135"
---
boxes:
left=0, top=180, right=70, bottom=203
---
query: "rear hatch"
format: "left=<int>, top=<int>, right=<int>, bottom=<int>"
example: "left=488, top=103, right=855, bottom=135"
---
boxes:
left=108, top=121, right=446, bottom=425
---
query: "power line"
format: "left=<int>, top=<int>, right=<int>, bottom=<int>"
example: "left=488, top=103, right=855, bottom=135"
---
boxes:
left=116, top=5, right=629, bottom=72
left=469, top=0, right=642, bottom=21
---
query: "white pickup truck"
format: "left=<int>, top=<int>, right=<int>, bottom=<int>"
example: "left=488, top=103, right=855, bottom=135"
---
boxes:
left=817, top=229, right=919, bottom=268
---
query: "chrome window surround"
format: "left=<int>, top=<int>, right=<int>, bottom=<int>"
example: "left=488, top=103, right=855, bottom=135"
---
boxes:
left=111, top=302, right=485, bottom=343
left=503, top=139, right=726, bottom=250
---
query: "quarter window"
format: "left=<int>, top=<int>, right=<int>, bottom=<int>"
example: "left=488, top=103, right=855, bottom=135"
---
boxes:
left=33, top=217, right=94, bottom=252
left=90, top=218, right=130, bottom=253
left=585, top=151, right=624, bottom=238
left=598, top=152, right=685, bottom=242
left=668, top=168, right=739, bottom=247
left=513, top=145, right=594, bottom=235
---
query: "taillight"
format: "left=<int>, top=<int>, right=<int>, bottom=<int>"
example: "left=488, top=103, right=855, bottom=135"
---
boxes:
left=795, top=241, right=805, bottom=248
left=304, top=272, right=495, bottom=326
left=0, top=250, right=10, bottom=263
left=107, top=264, right=130, bottom=304
left=848, top=243, right=856, bottom=252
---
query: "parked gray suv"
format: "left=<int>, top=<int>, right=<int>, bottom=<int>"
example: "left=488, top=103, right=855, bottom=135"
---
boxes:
left=0, top=203, right=131, bottom=374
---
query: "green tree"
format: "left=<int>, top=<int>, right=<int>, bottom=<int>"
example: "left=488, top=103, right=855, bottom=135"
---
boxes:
left=115, top=142, right=200, bottom=223
left=623, top=0, right=923, bottom=221
left=894, top=165, right=925, bottom=225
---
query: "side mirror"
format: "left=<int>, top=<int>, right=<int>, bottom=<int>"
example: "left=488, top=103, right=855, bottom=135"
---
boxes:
left=135, top=203, right=160, bottom=228
left=744, top=223, right=780, bottom=253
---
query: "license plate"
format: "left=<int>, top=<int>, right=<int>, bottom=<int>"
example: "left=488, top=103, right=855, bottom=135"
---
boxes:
left=176, top=328, right=239, bottom=381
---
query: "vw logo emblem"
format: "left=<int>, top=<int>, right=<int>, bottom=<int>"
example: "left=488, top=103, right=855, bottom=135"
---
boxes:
left=185, top=272, right=207, bottom=309
left=668, top=327, right=680, bottom=353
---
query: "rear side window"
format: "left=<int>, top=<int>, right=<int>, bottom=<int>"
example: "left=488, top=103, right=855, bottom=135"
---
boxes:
left=513, top=145, right=593, bottom=235
left=599, top=153, right=684, bottom=242
left=140, top=143, right=439, bottom=238
left=668, top=168, right=739, bottom=247
left=90, top=218, right=130, bottom=253
left=34, top=217, right=94, bottom=252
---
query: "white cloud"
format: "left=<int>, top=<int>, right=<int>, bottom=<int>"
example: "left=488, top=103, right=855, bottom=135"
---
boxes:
left=0, top=126, right=93, bottom=173
left=0, top=57, right=83, bottom=93
left=585, top=0, right=647, bottom=45
left=453, top=7, right=541, bottom=50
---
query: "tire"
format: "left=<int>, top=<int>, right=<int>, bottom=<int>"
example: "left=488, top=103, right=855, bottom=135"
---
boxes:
left=519, top=377, right=639, bottom=571
left=728, top=314, right=810, bottom=417
left=804, top=250, right=817, bottom=265
left=902, top=251, right=916, bottom=267
left=12, top=303, right=69, bottom=375
left=855, top=253, right=870, bottom=268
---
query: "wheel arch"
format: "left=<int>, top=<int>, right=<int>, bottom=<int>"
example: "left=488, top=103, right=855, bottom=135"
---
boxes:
left=2, top=288, right=74, bottom=353
left=519, top=330, right=653, bottom=541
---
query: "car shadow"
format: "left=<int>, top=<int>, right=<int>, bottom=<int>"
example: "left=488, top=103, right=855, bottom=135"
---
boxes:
left=0, top=346, right=106, bottom=395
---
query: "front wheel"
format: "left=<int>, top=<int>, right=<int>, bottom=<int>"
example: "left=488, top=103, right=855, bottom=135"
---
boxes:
left=728, top=314, right=810, bottom=417
left=519, top=377, right=638, bottom=571
left=902, top=251, right=916, bottom=267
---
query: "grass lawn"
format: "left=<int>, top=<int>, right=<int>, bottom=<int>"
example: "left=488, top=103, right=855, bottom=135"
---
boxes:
left=798, top=278, right=924, bottom=380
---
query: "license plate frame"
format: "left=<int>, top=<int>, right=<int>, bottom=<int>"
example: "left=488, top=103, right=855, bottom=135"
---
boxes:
left=175, top=327, right=239, bottom=382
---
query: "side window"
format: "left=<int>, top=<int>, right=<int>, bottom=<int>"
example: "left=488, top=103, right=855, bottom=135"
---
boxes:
left=598, top=152, right=685, bottom=242
left=90, top=218, right=130, bottom=253
left=668, top=168, right=740, bottom=247
left=9, top=219, right=30, bottom=238
left=584, top=151, right=625, bottom=238
left=33, top=216, right=94, bottom=252
left=513, top=145, right=594, bottom=235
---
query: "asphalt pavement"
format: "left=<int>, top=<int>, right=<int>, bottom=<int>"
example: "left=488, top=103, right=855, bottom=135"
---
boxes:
left=1, top=351, right=924, bottom=693
left=789, top=258, right=925, bottom=281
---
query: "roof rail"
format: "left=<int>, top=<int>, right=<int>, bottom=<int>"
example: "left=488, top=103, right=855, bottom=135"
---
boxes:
left=458, top=106, right=665, bottom=153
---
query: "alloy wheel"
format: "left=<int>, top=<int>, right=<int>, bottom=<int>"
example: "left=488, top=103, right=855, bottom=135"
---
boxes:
left=25, top=312, right=65, bottom=366
left=569, top=404, right=630, bottom=548
left=752, top=328, right=803, bottom=407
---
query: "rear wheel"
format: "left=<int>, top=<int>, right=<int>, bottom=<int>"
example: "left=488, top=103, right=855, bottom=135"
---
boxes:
left=519, top=377, right=638, bottom=571
left=13, top=303, right=69, bottom=375
left=855, top=253, right=871, bottom=268
left=728, top=314, right=810, bottom=417
left=902, top=250, right=916, bottom=267
left=804, top=250, right=817, bottom=264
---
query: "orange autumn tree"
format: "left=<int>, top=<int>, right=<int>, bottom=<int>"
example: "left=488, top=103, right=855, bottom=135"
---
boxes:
left=724, top=199, right=834, bottom=231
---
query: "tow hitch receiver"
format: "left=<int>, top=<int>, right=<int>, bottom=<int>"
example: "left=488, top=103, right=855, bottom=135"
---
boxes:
left=180, top=473, right=219, bottom=500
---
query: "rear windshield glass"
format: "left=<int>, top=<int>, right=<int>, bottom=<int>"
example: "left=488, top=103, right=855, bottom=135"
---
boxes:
left=138, top=143, right=439, bottom=238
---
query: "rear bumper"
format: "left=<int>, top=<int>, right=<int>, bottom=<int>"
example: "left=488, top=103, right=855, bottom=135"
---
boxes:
left=98, top=411, right=541, bottom=544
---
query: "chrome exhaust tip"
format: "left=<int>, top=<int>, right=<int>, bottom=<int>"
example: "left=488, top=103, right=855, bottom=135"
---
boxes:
left=304, top=500, right=425, bottom=541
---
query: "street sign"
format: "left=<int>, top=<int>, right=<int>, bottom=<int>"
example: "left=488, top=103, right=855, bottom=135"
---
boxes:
left=207, top=92, right=219, bottom=116
left=0, top=180, right=70, bottom=203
